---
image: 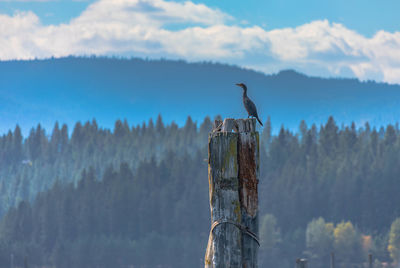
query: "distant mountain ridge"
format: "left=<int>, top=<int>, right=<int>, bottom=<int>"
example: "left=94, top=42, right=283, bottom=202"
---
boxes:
left=1, top=56, right=399, bottom=135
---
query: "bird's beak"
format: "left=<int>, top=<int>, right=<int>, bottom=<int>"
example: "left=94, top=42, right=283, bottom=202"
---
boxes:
left=235, top=83, right=240, bottom=87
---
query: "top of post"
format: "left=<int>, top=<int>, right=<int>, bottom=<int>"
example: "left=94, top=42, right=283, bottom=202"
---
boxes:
left=212, top=118, right=257, bottom=133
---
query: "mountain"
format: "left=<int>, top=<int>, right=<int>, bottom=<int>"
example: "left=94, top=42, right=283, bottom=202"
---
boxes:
left=1, top=57, right=400, bottom=135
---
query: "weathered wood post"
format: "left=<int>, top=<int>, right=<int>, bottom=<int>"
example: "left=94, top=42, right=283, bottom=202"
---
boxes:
left=24, top=256, right=29, bottom=268
left=368, top=254, right=373, bottom=268
left=330, top=252, right=335, bottom=268
left=295, top=258, right=308, bottom=268
left=205, top=118, right=260, bottom=268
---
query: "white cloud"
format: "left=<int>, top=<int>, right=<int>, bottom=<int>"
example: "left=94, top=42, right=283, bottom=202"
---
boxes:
left=1, top=0, right=400, bottom=84
left=265, top=20, right=400, bottom=83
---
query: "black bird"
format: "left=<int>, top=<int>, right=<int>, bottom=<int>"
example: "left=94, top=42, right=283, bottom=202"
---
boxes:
left=236, top=83, right=263, bottom=126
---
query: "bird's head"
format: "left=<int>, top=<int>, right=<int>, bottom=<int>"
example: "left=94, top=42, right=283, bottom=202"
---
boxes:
left=235, top=83, right=247, bottom=91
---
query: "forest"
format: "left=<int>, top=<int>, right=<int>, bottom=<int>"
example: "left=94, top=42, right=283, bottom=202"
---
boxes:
left=1, top=115, right=400, bottom=267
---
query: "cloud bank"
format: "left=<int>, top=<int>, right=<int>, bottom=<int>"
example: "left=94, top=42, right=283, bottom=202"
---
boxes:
left=1, top=0, right=400, bottom=83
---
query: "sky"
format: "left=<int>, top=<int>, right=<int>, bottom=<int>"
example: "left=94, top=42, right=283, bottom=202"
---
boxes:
left=1, top=0, right=400, bottom=84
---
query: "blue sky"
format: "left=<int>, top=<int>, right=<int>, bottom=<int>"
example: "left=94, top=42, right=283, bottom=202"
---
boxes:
left=1, top=0, right=400, bottom=36
left=1, top=0, right=400, bottom=83
left=188, top=0, right=400, bottom=37
left=2, top=0, right=399, bottom=36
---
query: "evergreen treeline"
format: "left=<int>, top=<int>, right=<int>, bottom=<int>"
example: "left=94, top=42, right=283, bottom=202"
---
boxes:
left=2, top=116, right=400, bottom=267
left=261, top=117, right=400, bottom=233
left=0, top=115, right=211, bottom=216
left=0, top=159, right=209, bottom=268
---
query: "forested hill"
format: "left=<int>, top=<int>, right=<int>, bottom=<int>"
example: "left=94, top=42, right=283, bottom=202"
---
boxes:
left=1, top=57, right=400, bottom=135
left=2, top=117, right=400, bottom=267
left=0, top=116, right=211, bottom=216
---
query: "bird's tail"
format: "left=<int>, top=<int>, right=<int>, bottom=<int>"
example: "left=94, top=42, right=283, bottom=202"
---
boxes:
left=256, top=116, right=263, bottom=126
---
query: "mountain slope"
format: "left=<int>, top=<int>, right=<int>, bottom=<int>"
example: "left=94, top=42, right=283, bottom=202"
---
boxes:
left=1, top=57, right=400, bottom=134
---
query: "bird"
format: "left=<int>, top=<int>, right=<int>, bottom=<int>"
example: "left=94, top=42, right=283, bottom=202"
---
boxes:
left=236, top=83, right=263, bottom=126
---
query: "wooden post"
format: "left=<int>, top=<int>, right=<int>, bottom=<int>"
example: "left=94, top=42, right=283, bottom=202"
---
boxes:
left=330, top=252, right=335, bottom=268
left=205, top=118, right=259, bottom=268
left=24, top=256, right=29, bottom=268
left=368, top=254, right=373, bottom=268
left=296, top=258, right=308, bottom=268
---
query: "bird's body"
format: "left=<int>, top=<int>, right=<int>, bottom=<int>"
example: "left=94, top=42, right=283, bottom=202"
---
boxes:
left=236, top=83, right=263, bottom=126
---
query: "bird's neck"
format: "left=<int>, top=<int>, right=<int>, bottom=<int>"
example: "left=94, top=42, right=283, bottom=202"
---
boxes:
left=243, top=90, right=247, bottom=98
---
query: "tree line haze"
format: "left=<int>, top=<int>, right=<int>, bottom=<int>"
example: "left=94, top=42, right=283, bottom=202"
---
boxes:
left=1, top=116, right=400, bottom=267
